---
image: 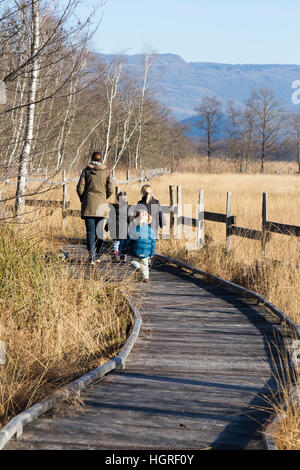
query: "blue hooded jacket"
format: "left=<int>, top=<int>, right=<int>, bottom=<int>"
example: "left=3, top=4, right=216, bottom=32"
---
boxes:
left=120, top=223, right=156, bottom=259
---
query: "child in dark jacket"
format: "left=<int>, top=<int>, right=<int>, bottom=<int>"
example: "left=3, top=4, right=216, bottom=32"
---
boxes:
left=107, top=191, right=129, bottom=262
left=137, top=184, right=166, bottom=237
left=120, top=210, right=156, bottom=282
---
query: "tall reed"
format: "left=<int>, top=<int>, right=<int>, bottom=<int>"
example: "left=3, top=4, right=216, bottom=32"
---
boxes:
left=0, top=226, right=133, bottom=426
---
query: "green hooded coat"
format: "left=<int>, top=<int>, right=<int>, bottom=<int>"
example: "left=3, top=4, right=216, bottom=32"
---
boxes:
left=77, top=163, right=114, bottom=218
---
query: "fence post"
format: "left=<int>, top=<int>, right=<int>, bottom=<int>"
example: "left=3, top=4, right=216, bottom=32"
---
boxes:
left=62, top=170, right=67, bottom=229
left=175, top=185, right=182, bottom=239
left=225, top=192, right=233, bottom=253
left=197, top=189, right=205, bottom=248
left=126, top=169, right=129, bottom=183
left=115, top=185, right=120, bottom=202
left=262, top=192, right=268, bottom=255
left=169, top=185, right=175, bottom=239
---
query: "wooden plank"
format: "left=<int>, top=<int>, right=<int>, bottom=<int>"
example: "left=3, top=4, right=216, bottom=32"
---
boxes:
left=266, top=221, right=300, bottom=237
left=204, top=211, right=236, bottom=224
left=197, top=189, right=205, bottom=248
left=179, top=216, right=197, bottom=228
left=24, top=199, right=70, bottom=209
left=226, top=192, right=233, bottom=253
left=115, top=185, right=120, bottom=202
left=262, top=193, right=268, bottom=255
left=169, top=185, right=175, bottom=236
left=64, top=209, right=81, bottom=218
left=230, top=226, right=272, bottom=241
left=175, top=185, right=182, bottom=239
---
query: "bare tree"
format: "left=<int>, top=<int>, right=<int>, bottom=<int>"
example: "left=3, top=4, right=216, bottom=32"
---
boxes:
left=134, top=54, right=152, bottom=169
left=243, top=107, right=256, bottom=172
left=195, top=96, right=222, bottom=171
left=102, top=59, right=123, bottom=164
left=0, top=4, right=188, bottom=192
left=246, top=88, right=284, bottom=173
left=226, top=100, right=255, bottom=173
left=0, top=0, right=103, bottom=217
left=15, top=0, right=40, bottom=216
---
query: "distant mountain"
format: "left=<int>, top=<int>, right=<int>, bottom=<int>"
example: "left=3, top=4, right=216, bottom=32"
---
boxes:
left=96, top=53, right=300, bottom=122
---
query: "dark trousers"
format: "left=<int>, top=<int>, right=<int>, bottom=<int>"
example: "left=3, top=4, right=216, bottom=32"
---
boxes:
left=84, top=217, right=104, bottom=261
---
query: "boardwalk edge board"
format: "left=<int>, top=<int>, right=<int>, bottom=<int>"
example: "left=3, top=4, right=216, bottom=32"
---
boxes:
left=0, top=300, right=142, bottom=450
left=155, top=253, right=300, bottom=451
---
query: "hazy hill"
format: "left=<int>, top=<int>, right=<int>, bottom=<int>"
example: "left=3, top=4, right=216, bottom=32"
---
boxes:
left=96, top=53, right=300, bottom=123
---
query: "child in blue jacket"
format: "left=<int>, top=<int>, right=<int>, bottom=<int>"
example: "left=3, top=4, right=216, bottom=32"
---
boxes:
left=120, top=210, right=156, bottom=282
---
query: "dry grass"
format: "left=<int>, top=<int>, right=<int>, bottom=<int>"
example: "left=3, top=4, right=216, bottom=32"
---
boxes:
left=271, top=389, right=300, bottom=450
left=122, top=170, right=300, bottom=450
left=261, top=345, right=300, bottom=451
left=176, top=155, right=299, bottom=175
left=1, top=164, right=299, bottom=447
left=0, top=225, right=134, bottom=426
left=2, top=170, right=299, bottom=320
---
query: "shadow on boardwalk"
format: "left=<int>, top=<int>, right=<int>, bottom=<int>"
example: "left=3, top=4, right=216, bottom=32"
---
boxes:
left=5, top=251, right=289, bottom=450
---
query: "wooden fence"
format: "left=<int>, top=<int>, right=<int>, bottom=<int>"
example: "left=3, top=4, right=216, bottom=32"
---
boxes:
left=1, top=178, right=299, bottom=254
left=1, top=167, right=170, bottom=187
left=0, top=168, right=170, bottom=228
left=166, top=185, right=299, bottom=254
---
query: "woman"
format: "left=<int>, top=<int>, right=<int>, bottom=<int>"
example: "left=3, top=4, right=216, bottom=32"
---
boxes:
left=77, top=151, right=114, bottom=264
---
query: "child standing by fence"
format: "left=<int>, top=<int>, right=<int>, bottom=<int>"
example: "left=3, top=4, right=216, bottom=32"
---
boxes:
left=107, top=191, right=129, bottom=262
left=120, top=210, right=156, bottom=282
left=137, top=184, right=166, bottom=237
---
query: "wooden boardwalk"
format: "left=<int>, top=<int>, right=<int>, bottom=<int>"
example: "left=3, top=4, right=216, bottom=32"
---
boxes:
left=6, top=246, right=288, bottom=450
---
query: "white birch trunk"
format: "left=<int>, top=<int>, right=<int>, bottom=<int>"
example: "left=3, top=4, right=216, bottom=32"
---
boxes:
left=15, top=0, right=40, bottom=217
left=134, top=55, right=151, bottom=169
left=103, top=62, right=122, bottom=164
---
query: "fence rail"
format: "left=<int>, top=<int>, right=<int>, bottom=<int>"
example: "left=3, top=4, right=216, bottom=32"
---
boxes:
left=166, top=186, right=299, bottom=254
left=0, top=168, right=170, bottom=222
left=1, top=178, right=299, bottom=255
left=1, top=167, right=170, bottom=187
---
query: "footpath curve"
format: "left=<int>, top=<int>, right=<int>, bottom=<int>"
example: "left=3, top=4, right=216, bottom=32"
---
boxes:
left=2, top=246, right=296, bottom=450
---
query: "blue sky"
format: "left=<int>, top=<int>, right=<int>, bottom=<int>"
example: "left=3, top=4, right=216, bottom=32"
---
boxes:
left=77, top=0, right=300, bottom=64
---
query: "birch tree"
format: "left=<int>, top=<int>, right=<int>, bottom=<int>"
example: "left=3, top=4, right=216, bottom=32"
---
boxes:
left=0, top=0, right=103, bottom=216
left=134, top=54, right=152, bottom=169
left=15, top=0, right=40, bottom=216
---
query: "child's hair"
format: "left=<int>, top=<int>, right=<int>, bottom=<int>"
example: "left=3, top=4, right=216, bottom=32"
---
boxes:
left=141, top=184, right=153, bottom=204
left=134, top=209, right=152, bottom=226
left=117, top=191, right=127, bottom=202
